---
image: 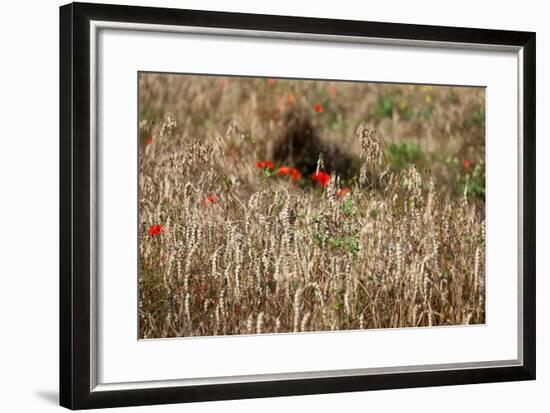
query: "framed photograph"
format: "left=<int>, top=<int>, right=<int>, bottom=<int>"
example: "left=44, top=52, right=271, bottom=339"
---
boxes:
left=60, top=2, right=536, bottom=409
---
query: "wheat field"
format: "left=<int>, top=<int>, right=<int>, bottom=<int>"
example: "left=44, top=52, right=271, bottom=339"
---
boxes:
left=138, top=74, right=485, bottom=338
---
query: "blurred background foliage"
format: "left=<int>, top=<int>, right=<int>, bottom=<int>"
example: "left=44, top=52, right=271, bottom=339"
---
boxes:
left=139, top=74, right=485, bottom=201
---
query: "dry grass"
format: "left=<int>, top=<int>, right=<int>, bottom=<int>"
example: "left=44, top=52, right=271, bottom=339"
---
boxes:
left=138, top=74, right=485, bottom=338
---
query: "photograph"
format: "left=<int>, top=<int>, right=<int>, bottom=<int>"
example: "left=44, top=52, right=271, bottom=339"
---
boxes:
left=0, top=0, right=542, bottom=410
left=138, top=73, right=486, bottom=339
left=53, top=1, right=537, bottom=409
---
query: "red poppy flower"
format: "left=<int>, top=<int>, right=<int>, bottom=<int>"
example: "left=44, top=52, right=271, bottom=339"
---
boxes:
left=328, top=85, right=337, bottom=95
left=290, top=168, right=302, bottom=181
left=337, top=187, right=351, bottom=197
left=287, top=94, right=295, bottom=105
left=205, top=195, right=218, bottom=204
left=463, top=159, right=471, bottom=169
left=312, top=170, right=330, bottom=188
left=257, top=160, right=274, bottom=170
left=278, top=166, right=291, bottom=176
left=267, top=78, right=277, bottom=85
left=148, top=224, right=163, bottom=237
left=314, top=103, right=324, bottom=113
left=145, top=136, right=153, bottom=145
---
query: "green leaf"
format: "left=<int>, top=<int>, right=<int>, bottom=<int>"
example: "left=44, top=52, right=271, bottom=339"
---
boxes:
left=341, top=198, right=353, bottom=217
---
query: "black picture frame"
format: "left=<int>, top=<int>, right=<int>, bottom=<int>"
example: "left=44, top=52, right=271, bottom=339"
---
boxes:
left=60, top=2, right=536, bottom=410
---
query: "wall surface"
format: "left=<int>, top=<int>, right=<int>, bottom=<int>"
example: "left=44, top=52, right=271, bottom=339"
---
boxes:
left=0, top=0, right=546, bottom=412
